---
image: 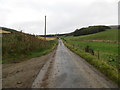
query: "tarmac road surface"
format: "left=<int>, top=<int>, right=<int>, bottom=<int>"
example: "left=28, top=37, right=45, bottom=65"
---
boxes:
left=32, top=40, right=117, bottom=88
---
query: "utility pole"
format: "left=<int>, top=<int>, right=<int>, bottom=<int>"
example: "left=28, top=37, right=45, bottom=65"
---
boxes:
left=44, top=15, right=46, bottom=40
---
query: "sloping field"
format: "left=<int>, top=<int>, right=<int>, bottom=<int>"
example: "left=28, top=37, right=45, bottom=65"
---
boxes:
left=66, top=29, right=118, bottom=41
left=2, top=33, right=57, bottom=64
left=64, top=29, right=118, bottom=67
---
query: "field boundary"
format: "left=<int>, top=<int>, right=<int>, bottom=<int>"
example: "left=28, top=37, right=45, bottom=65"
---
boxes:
left=72, top=40, right=119, bottom=44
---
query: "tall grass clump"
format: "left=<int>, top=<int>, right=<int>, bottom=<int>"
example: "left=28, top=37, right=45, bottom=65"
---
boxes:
left=2, top=32, right=57, bottom=63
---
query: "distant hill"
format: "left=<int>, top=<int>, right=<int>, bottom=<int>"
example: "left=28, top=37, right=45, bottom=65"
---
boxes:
left=66, top=29, right=118, bottom=41
left=58, top=25, right=111, bottom=36
left=73, top=25, right=111, bottom=36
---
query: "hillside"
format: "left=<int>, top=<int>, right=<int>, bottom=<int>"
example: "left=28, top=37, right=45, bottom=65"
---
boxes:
left=2, top=27, right=57, bottom=64
left=65, top=29, right=118, bottom=41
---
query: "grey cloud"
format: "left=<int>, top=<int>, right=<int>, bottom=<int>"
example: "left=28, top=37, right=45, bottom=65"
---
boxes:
left=0, top=0, right=118, bottom=35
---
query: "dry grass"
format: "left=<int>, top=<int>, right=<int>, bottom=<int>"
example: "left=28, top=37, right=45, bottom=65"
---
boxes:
left=0, top=30, right=11, bottom=34
left=2, top=33, right=57, bottom=63
left=38, top=36, right=56, bottom=41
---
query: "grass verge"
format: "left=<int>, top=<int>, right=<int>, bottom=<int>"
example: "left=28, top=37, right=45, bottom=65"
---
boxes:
left=2, top=40, right=58, bottom=64
left=28, top=40, right=58, bottom=58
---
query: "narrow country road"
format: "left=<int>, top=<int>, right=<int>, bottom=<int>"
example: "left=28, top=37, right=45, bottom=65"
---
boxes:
left=32, top=40, right=117, bottom=88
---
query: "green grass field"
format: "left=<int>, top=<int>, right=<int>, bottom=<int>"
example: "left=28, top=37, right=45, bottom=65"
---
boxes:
left=63, top=29, right=118, bottom=68
left=65, top=29, right=118, bottom=41
left=64, top=40, right=118, bottom=68
left=63, top=29, right=119, bottom=84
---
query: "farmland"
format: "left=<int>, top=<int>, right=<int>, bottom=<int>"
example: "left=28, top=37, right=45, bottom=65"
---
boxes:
left=2, top=32, right=57, bottom=64
left=65, top=29, right=118, bottom=41
left=63, top=29, right=118, bottom=67
left=63, top=29, right=119, bottom=83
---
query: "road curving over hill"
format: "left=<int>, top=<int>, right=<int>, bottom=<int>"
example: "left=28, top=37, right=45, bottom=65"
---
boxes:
left=32, top=40, right=118, bottom=88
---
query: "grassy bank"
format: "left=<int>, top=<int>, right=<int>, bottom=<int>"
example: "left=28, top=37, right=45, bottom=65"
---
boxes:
left=63, top=40, right=119, bottom=84
left=2, top=33, right=58, bottom=64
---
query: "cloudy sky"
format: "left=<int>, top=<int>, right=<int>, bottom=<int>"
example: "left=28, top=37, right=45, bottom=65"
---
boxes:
left=0, top=0, right=119, bottom=35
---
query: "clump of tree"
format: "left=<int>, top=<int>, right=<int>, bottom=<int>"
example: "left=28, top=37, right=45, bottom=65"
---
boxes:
left=73, top=25, right=111, bottom=36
